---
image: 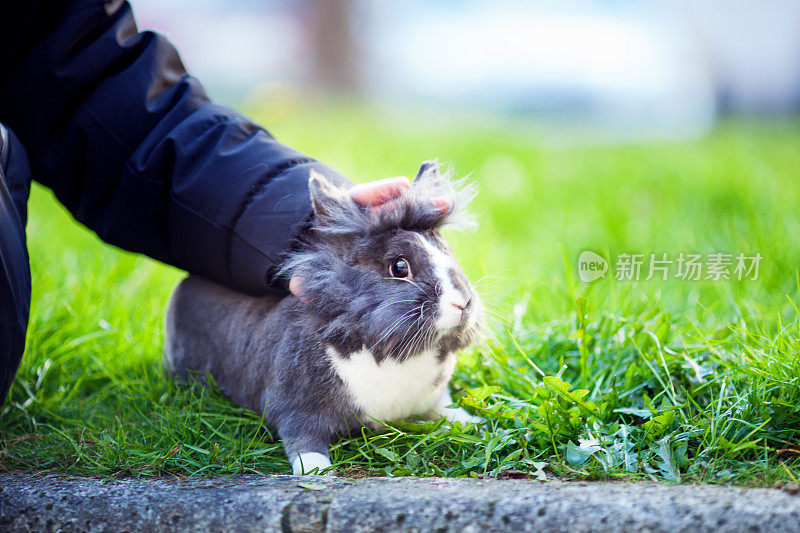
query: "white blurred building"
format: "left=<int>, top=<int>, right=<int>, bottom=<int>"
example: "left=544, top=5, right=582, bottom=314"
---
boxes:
left=132, top=0, right=800, bottom=137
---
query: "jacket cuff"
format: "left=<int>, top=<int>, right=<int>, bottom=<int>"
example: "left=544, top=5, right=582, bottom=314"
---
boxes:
left=229, top=161, right=349, bottom=294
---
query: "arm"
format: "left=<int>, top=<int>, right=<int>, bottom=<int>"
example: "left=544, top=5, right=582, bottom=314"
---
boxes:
left=0, top=0, right=348, bottom=295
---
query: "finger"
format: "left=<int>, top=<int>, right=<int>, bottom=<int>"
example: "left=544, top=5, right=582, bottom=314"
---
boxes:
left=368, top=196, right=450, bottom=218
left=369, top=198, right=400, bottom=216
left=350, top=176, right=410, bottom=206
left=431, top=197, right=450, bottom=214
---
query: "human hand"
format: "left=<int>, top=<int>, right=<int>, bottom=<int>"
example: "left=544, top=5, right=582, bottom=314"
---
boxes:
left=348, top=176, right=410, bottom=207
left=349, top=176, right=450, bottom=213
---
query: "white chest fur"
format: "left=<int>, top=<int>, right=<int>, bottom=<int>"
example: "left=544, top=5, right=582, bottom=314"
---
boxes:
left=327, top=346, right=457, bottom=425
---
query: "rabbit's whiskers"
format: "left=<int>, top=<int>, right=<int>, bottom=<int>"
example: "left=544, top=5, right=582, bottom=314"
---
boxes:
left=383, top=276, right=426, bottom=295
left=369, top=308, right=419, bottom=352
left=391, top=309, right=424, bottom=360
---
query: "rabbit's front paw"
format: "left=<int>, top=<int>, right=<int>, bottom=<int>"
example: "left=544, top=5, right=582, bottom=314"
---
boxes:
left=292, top=452, right=334, bottom=476
left=428, top=390, right=483, bottom=426
left=445, top=407, right=483, bottom=425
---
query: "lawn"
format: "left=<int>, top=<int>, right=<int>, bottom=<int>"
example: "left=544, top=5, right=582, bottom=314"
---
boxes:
left=1, top=102, right=799, bottom=484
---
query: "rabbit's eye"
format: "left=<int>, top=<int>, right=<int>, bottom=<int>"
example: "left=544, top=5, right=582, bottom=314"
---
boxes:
left=389, top=257, right=411, bottom=278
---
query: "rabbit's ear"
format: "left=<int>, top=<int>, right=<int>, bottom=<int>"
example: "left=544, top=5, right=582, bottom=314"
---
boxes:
left=288, top=275, right=310, bottom=304
left=413, top=159, right=442, bottom=184
left=309, top=170, right=352, bottom=225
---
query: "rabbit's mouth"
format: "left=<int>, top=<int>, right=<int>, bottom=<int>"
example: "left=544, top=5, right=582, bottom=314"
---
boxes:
left=432, top=296, right=484, bottom=349
left=437, top=301, right=468, bottom=330
left=436, top=295, right=482, bottom=330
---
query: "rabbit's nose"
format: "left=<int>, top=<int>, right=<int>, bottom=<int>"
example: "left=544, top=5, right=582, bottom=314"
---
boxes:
left=438, top=299, right=468, bottom=330
left=449, top=302, right=465, bottom=324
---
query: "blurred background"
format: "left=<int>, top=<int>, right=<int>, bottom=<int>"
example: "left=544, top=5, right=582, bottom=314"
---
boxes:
left=133, top=0, right=800, bottom=141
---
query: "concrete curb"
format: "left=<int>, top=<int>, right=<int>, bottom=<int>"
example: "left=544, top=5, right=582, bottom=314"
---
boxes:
left=1, top=473, right=799, bottom=532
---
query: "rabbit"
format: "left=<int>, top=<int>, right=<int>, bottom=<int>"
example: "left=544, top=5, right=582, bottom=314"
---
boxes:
left=163, top=161, right=484, bottom=475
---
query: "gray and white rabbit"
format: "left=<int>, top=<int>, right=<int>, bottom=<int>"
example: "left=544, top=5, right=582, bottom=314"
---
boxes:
left=163, top=161, right=484, bottom=475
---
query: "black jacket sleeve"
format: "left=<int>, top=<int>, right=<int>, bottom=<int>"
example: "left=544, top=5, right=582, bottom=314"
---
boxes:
left=0, top=0, right=348, bottom=295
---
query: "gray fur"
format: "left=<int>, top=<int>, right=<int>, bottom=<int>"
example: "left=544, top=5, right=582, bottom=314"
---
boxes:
left=164, top=161, right=483, bottom=472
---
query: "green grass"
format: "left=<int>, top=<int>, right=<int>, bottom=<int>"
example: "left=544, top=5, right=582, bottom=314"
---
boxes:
left=1, top=102, right=799, bottom=484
